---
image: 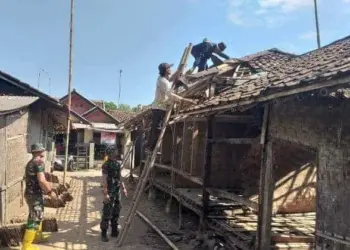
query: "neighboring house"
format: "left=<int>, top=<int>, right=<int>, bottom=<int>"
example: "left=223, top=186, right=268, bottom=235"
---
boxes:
left=0, top=71, right=66, bottom=224
left=58, top=89, right=133, bottom=160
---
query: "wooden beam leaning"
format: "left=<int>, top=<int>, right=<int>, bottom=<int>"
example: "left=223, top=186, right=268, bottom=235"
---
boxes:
left=198, top=115, right=214, bottom=240
left=256, top=104, right=274, bottom=250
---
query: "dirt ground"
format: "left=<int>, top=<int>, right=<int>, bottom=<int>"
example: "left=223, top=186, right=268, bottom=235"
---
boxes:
left=2, top=169, right=201, bottom=250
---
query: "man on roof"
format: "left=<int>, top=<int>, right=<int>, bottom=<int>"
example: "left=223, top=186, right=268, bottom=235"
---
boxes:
left=190, top=39, right=230, bottom=72
left=146, top=63, right=196, bottom=154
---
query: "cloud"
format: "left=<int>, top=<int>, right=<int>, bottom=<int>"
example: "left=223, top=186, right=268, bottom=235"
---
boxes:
left=226, top=0, right=312, bottom=27
left=299, top=31, right=316, bottom=40
left=258, top=0, right=313, bottom=12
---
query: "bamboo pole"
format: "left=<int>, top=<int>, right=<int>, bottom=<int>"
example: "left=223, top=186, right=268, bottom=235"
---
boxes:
left=313, top=0, right=321, bottom=48
left=63, top=0, right=74, bottom=185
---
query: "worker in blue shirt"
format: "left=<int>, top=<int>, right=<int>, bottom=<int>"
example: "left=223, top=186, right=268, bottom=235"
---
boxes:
left=190, top=39, right=230, bottom=72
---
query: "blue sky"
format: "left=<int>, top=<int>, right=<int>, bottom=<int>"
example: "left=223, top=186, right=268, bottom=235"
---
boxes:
left=0, top=0, right=349, bottom=107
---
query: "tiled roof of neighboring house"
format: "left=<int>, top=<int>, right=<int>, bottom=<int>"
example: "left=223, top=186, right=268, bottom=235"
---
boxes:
left=0, top=71, right=62, bottom=107
left=0, top=96, right=39, bottom=115
left=123, top=105, right=152, bottom=128
left=181, top=35, right=350, bottom=114
left=107, top=110, right=136, bottom=123
left=91, top=100, right=105, bottom=109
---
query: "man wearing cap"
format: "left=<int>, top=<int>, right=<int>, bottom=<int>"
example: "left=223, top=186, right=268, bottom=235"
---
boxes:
left=146, top=63, right=196, bottom=153
left=21, top=143, right=57, bottom=250
left=190, top=39, right=230, bottom=72
left=100, top=145, right=122, bottom=242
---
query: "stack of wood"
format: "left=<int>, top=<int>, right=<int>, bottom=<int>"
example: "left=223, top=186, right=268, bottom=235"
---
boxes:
left=0, top=217, right=58, bottom=247
left=44, top=183, right=73, bottom=208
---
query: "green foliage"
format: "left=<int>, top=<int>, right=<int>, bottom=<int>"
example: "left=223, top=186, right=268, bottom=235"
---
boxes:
left=104, top=101, right=142, bottom=112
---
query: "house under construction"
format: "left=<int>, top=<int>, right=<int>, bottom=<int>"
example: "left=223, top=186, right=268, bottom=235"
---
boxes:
left=124, top=35, right=350, bottom=249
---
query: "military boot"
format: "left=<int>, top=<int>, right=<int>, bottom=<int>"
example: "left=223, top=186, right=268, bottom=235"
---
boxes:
left=101, top=230, right=109, bottom=242
left=111, top=226, right=119, bottom=238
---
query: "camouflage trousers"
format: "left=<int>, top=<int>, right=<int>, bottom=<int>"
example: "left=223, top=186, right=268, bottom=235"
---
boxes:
left=25, top=195, right=44, bottom=230
left=100, top=191, right=121, bottom=231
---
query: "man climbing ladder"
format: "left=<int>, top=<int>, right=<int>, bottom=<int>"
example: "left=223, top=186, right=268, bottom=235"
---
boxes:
left=146, top=62, right=196, bottom=154
left=116, top=43, right=195, bottom=247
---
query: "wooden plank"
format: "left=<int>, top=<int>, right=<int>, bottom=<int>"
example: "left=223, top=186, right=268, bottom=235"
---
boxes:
left=171, top=115, right=256, bottom=124
left=154, top=163, right=203, bottom=186
left=210, top=138, right=256, bottom=144
left=207, top=188, right=258, bottom=210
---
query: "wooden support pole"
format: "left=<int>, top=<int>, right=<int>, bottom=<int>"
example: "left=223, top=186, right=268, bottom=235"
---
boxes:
left=180, top=119, right=187, bottom=171
left=256, top=104, right=274, bottom=250
left=167, top=123, right=177, bottom=213
left=198, top=115, right=214, bottom=240
left=190, top=120, right=198, bottom=176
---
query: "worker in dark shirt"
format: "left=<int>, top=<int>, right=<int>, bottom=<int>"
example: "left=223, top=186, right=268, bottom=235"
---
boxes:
left=190, top=39, right=230, bottom=72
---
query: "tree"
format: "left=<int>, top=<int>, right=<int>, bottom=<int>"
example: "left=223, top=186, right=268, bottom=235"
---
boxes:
left=104, top=101, right=141, bottom=112
left=105, top=101, right=118, bottom=110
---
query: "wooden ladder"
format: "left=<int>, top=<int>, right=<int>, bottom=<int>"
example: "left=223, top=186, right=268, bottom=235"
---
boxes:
left=116, top=43, right=193, bottom=247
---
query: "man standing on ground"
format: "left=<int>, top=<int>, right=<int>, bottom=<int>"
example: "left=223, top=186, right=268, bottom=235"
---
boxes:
left=100, top=145, right=122, bottom=242
left=190, top=39, right=230, bottom=72
left=22, top=143, right=57, bottom=250
left=146, top=63, right=196, bottom=153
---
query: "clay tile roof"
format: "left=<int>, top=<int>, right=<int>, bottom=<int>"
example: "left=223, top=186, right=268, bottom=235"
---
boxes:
left=182, top=35, right=350, bottom=113
left=107, top=109, right=136, bottom=123
left=91, top=100, right=105, bottom=109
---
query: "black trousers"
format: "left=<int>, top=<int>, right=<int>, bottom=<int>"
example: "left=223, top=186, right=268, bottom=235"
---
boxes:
left=147, top=109, right=166, bottom=151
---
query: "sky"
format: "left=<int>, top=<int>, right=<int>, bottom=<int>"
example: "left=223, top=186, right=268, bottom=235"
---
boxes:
left=0, top=0, right=349, bottom=107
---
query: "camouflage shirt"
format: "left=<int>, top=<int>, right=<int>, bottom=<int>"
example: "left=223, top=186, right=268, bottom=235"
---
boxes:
left=102, top=159, right=121, bottom=193
left=24, top=159, right=45, bottom=197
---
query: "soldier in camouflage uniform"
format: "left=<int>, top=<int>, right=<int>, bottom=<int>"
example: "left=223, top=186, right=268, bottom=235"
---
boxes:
left=100, top=145, right=122, bottom=242
left=21, top=143, right=57, bottom=250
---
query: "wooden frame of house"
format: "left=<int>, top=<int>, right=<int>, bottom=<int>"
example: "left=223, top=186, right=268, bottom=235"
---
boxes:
left=125, top=35, right=350, bottom=249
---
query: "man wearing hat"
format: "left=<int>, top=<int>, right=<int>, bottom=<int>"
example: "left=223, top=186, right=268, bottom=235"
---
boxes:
left=100, top=145, right=122, bottom=242
left=146, top=63, right=196, bottom=153
left=22, top=143, right=57, bottom=250
left=190, top=39, right=230, bottom=72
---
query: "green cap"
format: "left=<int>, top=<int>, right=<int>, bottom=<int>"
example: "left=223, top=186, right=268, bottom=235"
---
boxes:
left=31, top=143, right=45, bottom=153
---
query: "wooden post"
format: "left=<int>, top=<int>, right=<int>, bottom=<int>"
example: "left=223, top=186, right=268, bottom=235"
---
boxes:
left=180, top=119, right=187, bottom=171
left=166, top=123, right=177, bottom=213
left=190, top=120, right=199, bottom=176
left=198, top=115, right=214, bottom=240
left=256, top=104, right=274, bottom=250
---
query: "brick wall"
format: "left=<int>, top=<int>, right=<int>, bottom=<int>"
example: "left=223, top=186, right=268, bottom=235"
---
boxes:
left=269, top=97, right=350, bottom=245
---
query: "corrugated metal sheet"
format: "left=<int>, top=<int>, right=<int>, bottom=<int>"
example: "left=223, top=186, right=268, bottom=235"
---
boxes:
left=0, top=96, right=39, bottom=114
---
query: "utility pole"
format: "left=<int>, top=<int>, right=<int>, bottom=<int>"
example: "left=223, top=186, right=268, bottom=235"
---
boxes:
left=37, top=71, right=41, bottom=89
left=118, top=69, right=122, bottom=107
left=63, top=0, right=75, bottom=185
left=313, top=0, right=321, bottom=48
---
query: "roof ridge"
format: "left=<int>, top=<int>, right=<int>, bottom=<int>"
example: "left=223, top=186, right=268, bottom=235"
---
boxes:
left=298, top=34, right=350, bottom=57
